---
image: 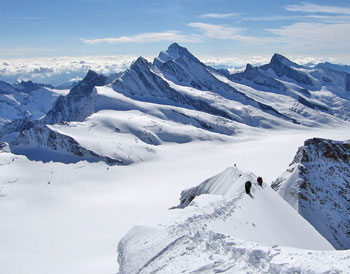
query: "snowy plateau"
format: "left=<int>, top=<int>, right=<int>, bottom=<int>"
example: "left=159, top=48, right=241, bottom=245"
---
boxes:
left=0, top=43, right=350, bottom=274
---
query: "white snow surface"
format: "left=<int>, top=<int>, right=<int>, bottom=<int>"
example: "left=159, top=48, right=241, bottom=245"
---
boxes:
left=1, top=127, right=349, bottom=274
left=117, top=166, right=335, bottom=274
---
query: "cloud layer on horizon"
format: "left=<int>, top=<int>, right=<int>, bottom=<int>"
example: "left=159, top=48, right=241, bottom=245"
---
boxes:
left=0, top=53, right=336, bottom=86
left=0, top=55, right=138, bottom=86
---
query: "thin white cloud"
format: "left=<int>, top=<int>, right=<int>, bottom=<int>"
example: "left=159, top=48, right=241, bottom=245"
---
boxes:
left=241, top=14, right=350, bottom=22
left=0, top=53, right=342, bottom=86
left=200, top=55, right=270, bottom=68
left=285, top=2, right=350, bottom=15
left=267, top=22, right=350, bottom=44
left=188, top=22, right=258, bottom=42
left=198, top=13, right=239, bottom=19
left=81, top=31, right=201, bottom=44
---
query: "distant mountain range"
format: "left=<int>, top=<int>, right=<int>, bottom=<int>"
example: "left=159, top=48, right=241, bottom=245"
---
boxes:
left=1, top=43, right=350, bottom=164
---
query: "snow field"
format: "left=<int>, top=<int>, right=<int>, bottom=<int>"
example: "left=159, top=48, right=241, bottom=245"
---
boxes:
left=1, top=127, right=349, bottom=274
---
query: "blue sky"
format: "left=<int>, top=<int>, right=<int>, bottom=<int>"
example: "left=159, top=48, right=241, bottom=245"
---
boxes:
left=1, top=0, right=350, bottom=61
left=1, top=1, right=350, bottom=84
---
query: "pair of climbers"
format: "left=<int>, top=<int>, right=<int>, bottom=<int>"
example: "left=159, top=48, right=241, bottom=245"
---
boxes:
left=245, top=176, right=263, bottom=194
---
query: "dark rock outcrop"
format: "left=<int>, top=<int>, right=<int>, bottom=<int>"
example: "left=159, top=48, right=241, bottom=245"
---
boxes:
left=272, top=138, right=350, bottom=249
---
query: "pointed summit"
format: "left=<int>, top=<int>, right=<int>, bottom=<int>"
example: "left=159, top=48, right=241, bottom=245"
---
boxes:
left=166, top=42, right=194, bottom=59
left=270, top=53, right=300, bottom=68
left=261, top=53, right=313, bottom=86
left=229, top=63, right=287, bottom=92
left=154, top=42, right=199, bottom=66
left=82, top=70, right=106, bottom=86
left=245, top=63, right=255, bottom=71
left=131, top=56, right=151, bottom=70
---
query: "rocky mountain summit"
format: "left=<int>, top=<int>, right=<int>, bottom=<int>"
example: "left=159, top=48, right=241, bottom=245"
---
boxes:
left=272, top=138, right=350, bottom=249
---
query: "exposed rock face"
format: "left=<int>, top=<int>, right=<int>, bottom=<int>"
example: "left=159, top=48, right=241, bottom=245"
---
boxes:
left=229, top=64, right=287, bottom=92
left=10, top=125, right=125, bottom=165
left=345, top=73, right=350, bottom=92
left=272, top=138, right=350, bottom=249
left=13, top=80, right=54, bottom=94
left=42, top=70, right=107, bottom=124
left=261, top=54, right=313, bottom=86
left=0, top=118, right=36, bottom=139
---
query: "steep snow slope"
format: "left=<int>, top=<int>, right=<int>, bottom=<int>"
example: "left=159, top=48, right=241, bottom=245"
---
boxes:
left=153, top=43, right=298, bottom=125
left=272, top=138, right=350, bottom=249
left=215, top=72, right=345, bottom=127
left=118, top=166, right=334, bottom=274
left=42, top=70, right=106, bottom=124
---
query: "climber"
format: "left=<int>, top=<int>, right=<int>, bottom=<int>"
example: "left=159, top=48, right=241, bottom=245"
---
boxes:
left=245, top=181, right=252, bottom=194
left=257, top=176, right=263, bottom=187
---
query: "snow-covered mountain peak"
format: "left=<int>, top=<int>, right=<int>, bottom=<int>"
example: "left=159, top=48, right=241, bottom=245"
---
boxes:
left=270, top=53, right=300, bottom=68
left=260, top=53, right=313, bottom=86
left=13, top=80, right=53, bottom=94
left=41, top=70, right=107, bottom=124
left=166, top=42, right=196, bottom=60
left=81, top=70, right=106, bottom=86
left=131, top=56, right=150, bottom=67
left=272, top=137, right=350, bottom=249
left=128, top=56, right=162, bottom=76
left=154, top=42, right=199, bottom=66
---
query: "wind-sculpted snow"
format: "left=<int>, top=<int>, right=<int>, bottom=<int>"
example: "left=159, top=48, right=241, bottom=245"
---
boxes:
left=118, top=166, right=335, bottom=274
left=272, top=138, right=350, bottom=249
